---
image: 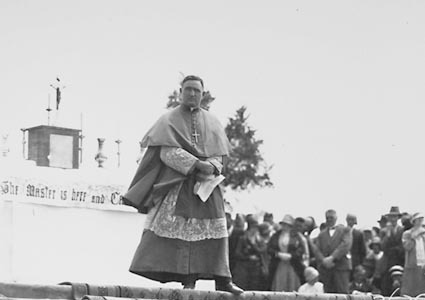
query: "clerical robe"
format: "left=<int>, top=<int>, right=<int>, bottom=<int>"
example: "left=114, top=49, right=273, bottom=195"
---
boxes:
left=123, top=104, right=232, bottom=283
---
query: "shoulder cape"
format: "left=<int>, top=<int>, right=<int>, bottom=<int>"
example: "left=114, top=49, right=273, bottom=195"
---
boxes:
left=122, top=105, right=231, bottom=213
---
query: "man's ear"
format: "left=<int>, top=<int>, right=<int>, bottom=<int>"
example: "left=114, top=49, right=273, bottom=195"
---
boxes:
left=202, top=91, right=206, bottom=96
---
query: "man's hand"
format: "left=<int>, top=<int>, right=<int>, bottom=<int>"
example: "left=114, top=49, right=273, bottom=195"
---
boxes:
left=195, top=160, right=215, bottom=175
left=322, top=256, right=335, bottom=269
left=195, top=172, right=213, bottom=182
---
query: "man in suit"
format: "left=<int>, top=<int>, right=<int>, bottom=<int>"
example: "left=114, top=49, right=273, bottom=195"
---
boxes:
left=312, top=209, right=353, bottom=293
left=346, top=214, right=366, bottom=271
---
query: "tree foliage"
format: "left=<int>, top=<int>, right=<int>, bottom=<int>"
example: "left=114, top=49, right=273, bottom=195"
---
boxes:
left=223, top=106, right=273, bottom=190
left=165, top=91, right=273, bottom=190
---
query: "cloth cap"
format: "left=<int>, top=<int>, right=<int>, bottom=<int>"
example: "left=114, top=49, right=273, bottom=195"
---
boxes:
left=280, top=214, right=295, bottom=226
left=304, top=267, right=319, bottom=282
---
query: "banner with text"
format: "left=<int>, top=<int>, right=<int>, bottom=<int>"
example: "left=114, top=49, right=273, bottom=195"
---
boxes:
left=0, top=176, right=135, bottom=212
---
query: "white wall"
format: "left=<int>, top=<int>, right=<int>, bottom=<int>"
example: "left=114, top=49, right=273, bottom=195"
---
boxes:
left=0, top=199, right=213, bottom=290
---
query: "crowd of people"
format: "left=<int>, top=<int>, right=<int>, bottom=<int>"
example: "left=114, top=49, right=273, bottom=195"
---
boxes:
left=225, top=206, right=425, bottom=297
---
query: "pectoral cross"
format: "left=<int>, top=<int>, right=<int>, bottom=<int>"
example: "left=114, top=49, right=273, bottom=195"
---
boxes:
left=192, top=129, right=200, bottom=143
left=191, top=109, right=200, bottom=144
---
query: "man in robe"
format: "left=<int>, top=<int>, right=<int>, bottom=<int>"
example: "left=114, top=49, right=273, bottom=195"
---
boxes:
left=123, top=75, right=243, bottom=295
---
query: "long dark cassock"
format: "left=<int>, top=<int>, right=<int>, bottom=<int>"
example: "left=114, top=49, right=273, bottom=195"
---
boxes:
left=123, top=104, right=232, bottom=283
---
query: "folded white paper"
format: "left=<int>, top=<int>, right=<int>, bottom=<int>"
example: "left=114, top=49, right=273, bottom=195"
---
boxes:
left=194, top=174, right=225, bottom=202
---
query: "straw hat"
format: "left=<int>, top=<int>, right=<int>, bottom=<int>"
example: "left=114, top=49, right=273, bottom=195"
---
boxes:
left=412, top=212, right=424, bottom=222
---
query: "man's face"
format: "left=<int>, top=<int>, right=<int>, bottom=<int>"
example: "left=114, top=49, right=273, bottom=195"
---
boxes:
left=294, top=220, right=305, bottom=233
left=180, top=80, right=204, bottom=108
left=387, top=215, right=398, bottom=226
left=326, top=212, right=337, bottom=227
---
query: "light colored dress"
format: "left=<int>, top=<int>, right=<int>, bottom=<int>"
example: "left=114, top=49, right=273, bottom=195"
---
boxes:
left=271, top=231, right=301, bottom=292
left=401, top=227, right=425, bottom=297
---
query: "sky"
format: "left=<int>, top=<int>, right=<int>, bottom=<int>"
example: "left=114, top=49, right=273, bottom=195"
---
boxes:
left=1, top=0, right=425, bottom=228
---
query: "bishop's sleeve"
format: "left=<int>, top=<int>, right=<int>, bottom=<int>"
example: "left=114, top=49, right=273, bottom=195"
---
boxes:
left=160, top=146, right=198, bottom=175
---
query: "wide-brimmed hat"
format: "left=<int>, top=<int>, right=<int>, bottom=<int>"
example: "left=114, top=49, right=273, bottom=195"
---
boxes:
left=412, top=212, right=425, bottom=222
left=246, top=214, right=259, bottom=227
left=386, top=206, right=402, bottom=217
left=280, top=214, right=295, bottom=226
left=304, top=267, right=319, bottom=282
left=377, top=215, right=388, bottom=224
left=369, top=237, right=382, bottom=250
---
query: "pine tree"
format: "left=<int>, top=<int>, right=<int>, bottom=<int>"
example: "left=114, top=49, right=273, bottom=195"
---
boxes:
left=223, top=106, right=273, bottom=190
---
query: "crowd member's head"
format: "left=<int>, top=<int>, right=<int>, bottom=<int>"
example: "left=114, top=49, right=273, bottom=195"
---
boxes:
left=319, top=222, right=327, bottom=232
left=246, top=214, right=259, bottom=230
left=263, top=212, right=274, bottom=224
left=401, top=212, right=413, bottom=231
left=363, top=229, right=372, bottom=242
left=411, top=212, right=424, bottom=229
left=280, top=214, right=294, bottom=232
left=180, top=75, right=204, bottom=109
left=304, top=216, right=317, bottom=235
left=225, top=212, right=233, bottom=230
left=372, top=226, right=381, bottom=237
left=385, top=206, right=402, bottom=226
left=353, top=265, right=367, bottom=283
left=377, top=215, right=388, bottom=229
left=294, top=217, right=306, bottom=233
left=234, top=213, right=246, bottom=231
left=258, top=222, right=272, bottom=239
left=346, top=213, right=358, bottom=228
left=369, top=237, right=382, bottom=254
left=304, top=267, right=320, bottom=285
left=325, top=209, right=337, bottom=228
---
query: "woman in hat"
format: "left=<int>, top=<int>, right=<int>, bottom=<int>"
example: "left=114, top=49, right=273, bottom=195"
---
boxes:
left=380, top=206, right=405, bottom=296
left=400, top=212, right=425, bottom=296
left=267, top=214, right=305, bottom=292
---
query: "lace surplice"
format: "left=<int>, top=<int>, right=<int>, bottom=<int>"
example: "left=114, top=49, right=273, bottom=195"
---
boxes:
left=144, top=146, right=228, bottom=242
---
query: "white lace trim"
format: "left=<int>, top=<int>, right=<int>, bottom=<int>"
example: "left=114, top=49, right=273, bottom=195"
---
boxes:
left=144, top=183, right=228, bottom=242
left=160, top=147, right=197, bottom=175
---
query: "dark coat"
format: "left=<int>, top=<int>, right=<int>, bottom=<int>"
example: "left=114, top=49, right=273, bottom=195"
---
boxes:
left=314, top=225, right=353, bottom=270
left=351, top=228, right=366, bottom=268
left=267, top=230, right=305, bottom=288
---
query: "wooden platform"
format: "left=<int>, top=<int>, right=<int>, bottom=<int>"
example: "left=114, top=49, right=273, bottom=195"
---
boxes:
left=0, top=282, right=396, bottom=300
